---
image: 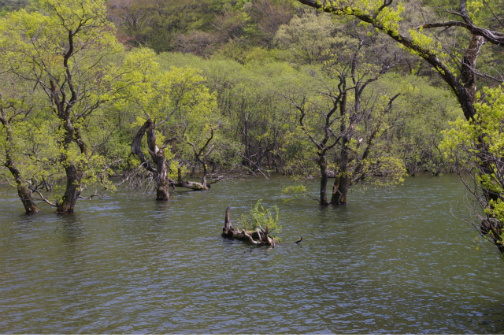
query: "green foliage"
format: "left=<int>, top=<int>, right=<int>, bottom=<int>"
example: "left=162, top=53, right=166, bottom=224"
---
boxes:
left=274, top=10, right=343, bottom=64
left=378, top=73, right=460, bottom=175
left=441, top=84, right=504, bottom=184
left=440, top=84, right=504, bottom=243
left=239, top=199, right=282, bottom=236
left=0, top=0, right=486, bottom=213
left=281, top=184, right=309, bottom=202
left=0, top=79, right=61, bottom=193
left=108, top=0, right=294, bottom=56
left=160, top=52, right=303, bottom=172
left=0, top=0, right=127, bottom=211
left=115, top=48, right=229, bottom=182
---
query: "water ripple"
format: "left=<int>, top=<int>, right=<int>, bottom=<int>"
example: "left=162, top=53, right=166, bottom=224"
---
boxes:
left=2, top=175, right=504, bottom=333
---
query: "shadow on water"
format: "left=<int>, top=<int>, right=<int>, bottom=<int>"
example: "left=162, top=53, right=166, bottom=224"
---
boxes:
left=478, top=302, right=504, bottom=333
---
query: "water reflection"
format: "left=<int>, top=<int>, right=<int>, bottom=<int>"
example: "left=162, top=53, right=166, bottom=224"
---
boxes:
left=58, top=220, right=84, bottom=243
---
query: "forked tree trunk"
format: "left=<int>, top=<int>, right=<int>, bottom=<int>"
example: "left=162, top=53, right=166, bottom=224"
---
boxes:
left=147, top=124, right=170, bottom=201
left=331, top=140, right=350, bottom=205
left=131, top=119, right=171, bottom=201
left=50, top=76, right=88, bottom=214
left=331, top=174, right=349, bottom=205
left=57, top=163, right=83, bottom=213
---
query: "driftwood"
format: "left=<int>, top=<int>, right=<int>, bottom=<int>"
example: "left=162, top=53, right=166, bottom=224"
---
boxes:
left=168, top=168, right=226, bottom=191
left=221, top=206, right=276, bottom=247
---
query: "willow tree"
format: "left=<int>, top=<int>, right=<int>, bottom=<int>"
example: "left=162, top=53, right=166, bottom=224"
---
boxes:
left=117, top=48, right=219, bottom=201
left=284, top=46, right=404, bottom=205
left=0, top=0, right=124, bottom=213
left=295, top=0, right=504, bottom=251
left=0, top=88, right=40, bottom=214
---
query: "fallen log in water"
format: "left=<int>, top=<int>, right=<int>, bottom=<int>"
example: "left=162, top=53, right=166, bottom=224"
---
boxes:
left=221, top=206, right=276, bottom=247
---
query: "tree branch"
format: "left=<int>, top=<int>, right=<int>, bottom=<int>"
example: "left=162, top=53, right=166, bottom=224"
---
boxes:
left=419, top=21, right=504, bottom=46
left=295, top=0, right=476, bottom=121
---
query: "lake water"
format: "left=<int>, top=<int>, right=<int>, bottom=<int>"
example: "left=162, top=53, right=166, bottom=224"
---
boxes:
left=1, top=174, right=504, bottom=333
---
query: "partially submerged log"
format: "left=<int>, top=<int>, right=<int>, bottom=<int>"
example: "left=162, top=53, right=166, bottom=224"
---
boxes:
left=168, top=168, right=225, bottom=191
left=221, top=206, right=276, bottom=247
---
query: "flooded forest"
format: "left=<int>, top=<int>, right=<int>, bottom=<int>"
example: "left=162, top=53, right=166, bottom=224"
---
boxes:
left=1, top=0, right=504, bottom=333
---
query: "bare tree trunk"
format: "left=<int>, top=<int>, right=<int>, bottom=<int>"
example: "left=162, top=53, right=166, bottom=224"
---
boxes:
left=221, top=206, right=276, bottom=247
left=156, top=177, right=170, bottom=201
left=173, top=168, right=210, bottom=190
left=461, top=35, right=485, bottom=104
left=332, top=87, right=350, bottom=205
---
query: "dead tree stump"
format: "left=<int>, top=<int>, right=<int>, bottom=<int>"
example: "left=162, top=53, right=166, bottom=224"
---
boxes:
left=221, top=206, right=275, bottom=247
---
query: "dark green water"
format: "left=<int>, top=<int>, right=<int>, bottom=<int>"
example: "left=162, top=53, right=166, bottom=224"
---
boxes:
left=1, top=174, right=504, bottom=333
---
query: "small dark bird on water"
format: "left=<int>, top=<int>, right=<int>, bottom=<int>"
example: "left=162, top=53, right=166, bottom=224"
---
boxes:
left=295, top=237, right=303, bottom=244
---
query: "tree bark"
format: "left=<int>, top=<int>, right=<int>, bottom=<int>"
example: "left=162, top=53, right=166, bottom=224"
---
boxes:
left=318, top=156, right=330, bottom=206
left=461, top=35, right=485, bottom=104
left=331, top=139, right=349, bottom=205
left=56, top=163, right=82, bottom=213
left=331, top=86, right=350, bottom=205
left=331, top=174, right=349, bottom=205
left=7, top=162, right=39, bottom=214
left=1, top=109, right=39, bottom=214
left=146, top=121, right=170, bottom=201
left=131, top=118, right=171, bottom=201
left=54, top=120, right=86, bottom=213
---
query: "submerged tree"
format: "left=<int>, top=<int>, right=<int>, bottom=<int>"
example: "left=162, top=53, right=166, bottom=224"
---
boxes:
left=0, top=0, right=124, bottom=213
left=116, top=48, right=220, bottom=200
left=0, top=89, right=40, bottom=214
left=222, top=200, right=281, bottom=247
left=295, top=0, right=504, bottom=252
left=283, top=36, right=404, bottom=205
